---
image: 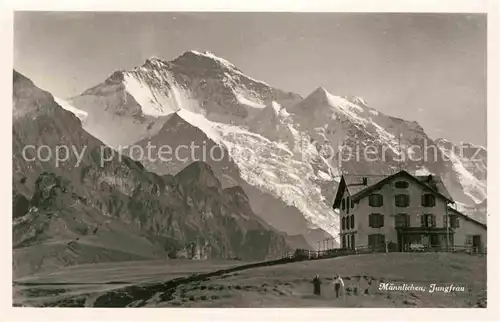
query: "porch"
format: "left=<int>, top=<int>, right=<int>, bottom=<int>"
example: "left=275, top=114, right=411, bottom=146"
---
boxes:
left=396, top=227, right=454, bottom=252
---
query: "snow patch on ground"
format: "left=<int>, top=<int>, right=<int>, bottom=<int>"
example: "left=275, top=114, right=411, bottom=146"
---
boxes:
left=234, top=91, right=266, bottom=109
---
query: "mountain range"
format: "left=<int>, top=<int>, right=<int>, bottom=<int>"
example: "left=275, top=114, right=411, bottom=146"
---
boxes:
left=12, top=50, right=487, bottom=275
left=12, top=70, right=299, bottom=278
left=69, top=50, right=486, bottom=228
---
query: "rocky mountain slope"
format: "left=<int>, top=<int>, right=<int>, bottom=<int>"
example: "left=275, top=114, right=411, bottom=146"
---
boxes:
left=435, top=138, right=487, bottom=204
left=67, top=50, right=487, bottom=240
left=12, top=71, right=294, bottom=277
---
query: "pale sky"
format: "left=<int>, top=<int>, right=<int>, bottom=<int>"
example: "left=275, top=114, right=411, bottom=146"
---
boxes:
left=14, top=12, right=486, bottom=146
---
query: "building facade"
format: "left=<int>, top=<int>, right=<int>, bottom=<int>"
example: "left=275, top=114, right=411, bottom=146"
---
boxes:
left=448, top=207, right=487, bottom=252
left=332, top=170, right=486, bottom=252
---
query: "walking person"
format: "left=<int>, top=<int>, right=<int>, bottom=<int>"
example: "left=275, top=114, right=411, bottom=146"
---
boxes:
left=332, top=273, right=344, bottom=299
left=312, top=274, right=322, bottom=296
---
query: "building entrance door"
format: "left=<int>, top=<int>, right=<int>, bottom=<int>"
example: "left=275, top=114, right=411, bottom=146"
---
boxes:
left=472, top=235, right=481, bottom=253
left=430, top=235, right=439, bottom=249
left=397, top=232, right=404, bottom=252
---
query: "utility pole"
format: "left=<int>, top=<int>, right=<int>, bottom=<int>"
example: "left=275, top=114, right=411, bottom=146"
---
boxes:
left=337, top=145, right=342, bottom=174
left=446, top=203, right=450, bottom=252
left=397, top=130, right=402, bottom=172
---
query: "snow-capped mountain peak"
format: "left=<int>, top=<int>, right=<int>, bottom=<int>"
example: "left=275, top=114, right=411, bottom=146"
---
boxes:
left=70, top=51, right=303, bottom=147
left=141, top=50, right=241, bottom=73
left=297, top=87, right=366, bottom=115
left=187, top=50, right=240, bottom=70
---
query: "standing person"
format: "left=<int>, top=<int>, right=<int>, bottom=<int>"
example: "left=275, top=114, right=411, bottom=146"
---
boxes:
left=332, top=273, right=344, bottom=298
left=312, top=274, right=322, bottom=296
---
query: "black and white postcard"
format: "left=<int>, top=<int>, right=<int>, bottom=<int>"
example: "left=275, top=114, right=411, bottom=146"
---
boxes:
left=2, top=1, right=499, bottom=321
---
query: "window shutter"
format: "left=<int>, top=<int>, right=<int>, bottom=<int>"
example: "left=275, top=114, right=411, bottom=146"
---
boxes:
left=380, top=214, right=385, bottom=227
left=420, top=214, right=425, bottom=227
left=397, top=214, right=408, bottom=227
left=369, top=214, right=373, bottom=227
left=395, top=194, right=409, bottom=207
left=369, top=194, right=383, bottom=207
left=431, top=215, right=436, bottom=227
left=421, top=195, right=425, bottom=206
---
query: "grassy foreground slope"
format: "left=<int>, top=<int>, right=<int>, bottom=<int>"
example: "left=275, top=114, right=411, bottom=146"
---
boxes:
left=14, top=253, right=486, bottom=308
left=150, top=253, right=486, bottom=308
left=13, top=259, right=249, bottom=307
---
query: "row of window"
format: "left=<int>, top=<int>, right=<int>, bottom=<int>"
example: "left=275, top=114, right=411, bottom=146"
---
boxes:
left=368, top=193, right=436, bottom=207
left=341, top=197, right=355, bottom=212
left=341, top=234, right=355, bottom=249
left=341, top=215, right=355, bottom=230
left=367, top=213, right=460, bottom=229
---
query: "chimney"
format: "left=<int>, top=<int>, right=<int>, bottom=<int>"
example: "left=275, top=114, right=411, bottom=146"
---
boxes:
left=362, top=177, right=368, bottom=185
left=427, top=174, right=433, bottom=182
